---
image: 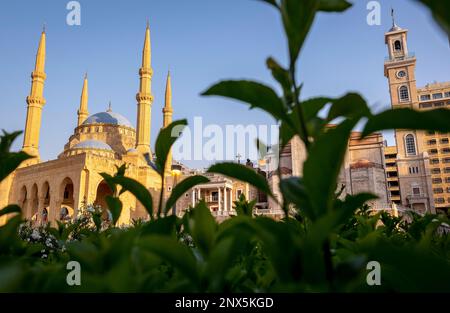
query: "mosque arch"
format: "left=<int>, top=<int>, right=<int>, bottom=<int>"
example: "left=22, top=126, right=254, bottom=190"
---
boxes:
left=94, top=180, right=113, bottom=221
left=59, top=177, right=75, bottom=219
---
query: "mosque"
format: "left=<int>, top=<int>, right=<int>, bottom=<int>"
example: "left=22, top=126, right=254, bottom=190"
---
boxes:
left=0, top=24, right=174, bottom=224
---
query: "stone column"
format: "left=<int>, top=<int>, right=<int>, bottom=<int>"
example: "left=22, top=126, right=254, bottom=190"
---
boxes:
left=49, top=198, right=62, bottom=225
left=192, top=189, right=196, bottom=207
left=197, top=188, right=201, bottom=201
left=218, top=187, right=222, bottom=212
left=224, top=187, right=228, bottom=212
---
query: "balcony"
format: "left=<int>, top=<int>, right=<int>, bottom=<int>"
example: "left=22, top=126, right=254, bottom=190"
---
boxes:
left=406, top=194, right=427, bottom=200
left=385, top=53, right=415, bottom=63
left=386, top=166, right=397, bottom=172
left=205, top=195, right=219, bottom=203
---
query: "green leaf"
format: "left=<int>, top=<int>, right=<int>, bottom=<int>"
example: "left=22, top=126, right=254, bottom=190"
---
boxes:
left=155, top=119, right=187, bottom=175
left=418, top=0, right=450, bottom=35
left=327, top=93, right=371, bottom=122
left=303, top=119, right=359, bottom=218
left=139, top=235, right=199, bottom=285
left=280, top=0, right=318, bottom=63
left=362, top=108, right=450, bottom=137
left=266, top=57, right=293, bottom=104
left=310, top=193, right=378, bottom=243
left=303, top=97, right=333, bottom=121
left=318, top=0, right=352, bottom=12
left=0, top=130, right=32, bottom=182
left=189, top=201, right=217, bottom=257
left=164, top=175, right=209, bottom=214
left=100, top=174, right=154, bottom=220
left=202, top=80, right=288, bottom=121
left=279, top=177, right=314, bottom=219
left=0, top=205, right=21, bottom=218
left=208, top=162, right=273, bottom=198
left=258, top=0, right=279, bottom=9
left=105, top=196, right=123, bottom=226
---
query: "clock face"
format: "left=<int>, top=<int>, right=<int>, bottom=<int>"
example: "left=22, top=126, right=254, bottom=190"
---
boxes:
left=397, top=70, right=407, bottom=78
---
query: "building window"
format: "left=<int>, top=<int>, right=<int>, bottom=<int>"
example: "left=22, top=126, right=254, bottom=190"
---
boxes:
left=405, top=134, right=417, bottom=156
left=430, top=159, right=440, bottom=165
left=444, top=158, right=450, bottom=164
left=408, top=166, right=419, bottom=174
left=433, top=188, right=444, bottom=194
left=211, top=192, right=219, bottom=202
left=394, top=40, right=402, bottom=51
left=420, top=94, right=431, bottom=101
left=444, top=168, right=450, bottom=174
left=441, top=138, right=449, bottom=144
left=434, top=102, right=444, bottom=107
left=432, top=178, right=443, bottom=184
left=429, top=149, right=438, bottom=155
left=236, top=189, right=243, bottom=199
left=428, top=139, right=437, bottom=145
left=442, top=148, right=450, bottom=154
left=445, top=177, right=450, bottom=183
left=420, top=103, right=432, bottom=109
left=432, top=93, right=443, bottom=99
left=445, top=92, right=450, bottom=98
left=412, top=187, right=421, bottom=195
left=435, top=198, right=445, bottom=204
left=399, top=86, right=410, bottom=102
left=431, top=168, right=441, bottom=174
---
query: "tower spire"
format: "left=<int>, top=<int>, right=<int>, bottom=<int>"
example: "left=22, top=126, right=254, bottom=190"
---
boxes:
left=391, top=8, right=396, bottom=28
left=22, top=29, right=47, bottom=161
left=77, top=73, right=89, bottom=126
left=135, top=23, right=154, bottom=155
left=163, top=70, right=173, bottom=172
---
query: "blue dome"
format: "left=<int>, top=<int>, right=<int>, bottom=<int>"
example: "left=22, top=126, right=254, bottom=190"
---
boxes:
left=73, top=140, right=113, bottom=151
left=82, top=111, right=134, bottom=128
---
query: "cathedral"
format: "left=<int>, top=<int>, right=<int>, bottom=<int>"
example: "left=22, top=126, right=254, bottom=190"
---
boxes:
left=0, top=24, right=173, bottom=225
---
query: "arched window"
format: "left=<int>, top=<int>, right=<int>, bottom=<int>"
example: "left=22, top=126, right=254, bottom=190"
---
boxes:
left=399, top=86, right=410, bottom=102
left=405, top=134, right=417, bottom=156
left=394, top=40, right=402, bottom=51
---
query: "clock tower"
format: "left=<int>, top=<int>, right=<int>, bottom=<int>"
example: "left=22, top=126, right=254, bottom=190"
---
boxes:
left=384, top=11, right=435, bottom=214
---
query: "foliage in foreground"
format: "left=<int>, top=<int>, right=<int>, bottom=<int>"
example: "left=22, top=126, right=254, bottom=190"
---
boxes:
left=1, top=0, right=450, bottom=292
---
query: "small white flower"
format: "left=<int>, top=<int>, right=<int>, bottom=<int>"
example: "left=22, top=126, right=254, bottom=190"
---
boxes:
left=31, top=229, right=41, bottom=240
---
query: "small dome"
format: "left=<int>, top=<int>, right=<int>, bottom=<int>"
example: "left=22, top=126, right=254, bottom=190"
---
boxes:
left=73, top=140, right=113, bottom=151
left=82, top=111, right=134, bottom=128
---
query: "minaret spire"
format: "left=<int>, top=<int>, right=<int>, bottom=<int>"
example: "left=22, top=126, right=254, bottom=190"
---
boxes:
left=163, top=70, right=173, bottom=172
left=22, top=28, right=47, bottom=161
left=135, top=22, right=153, bottom=155
left=77, top=73, right=89, bottom=126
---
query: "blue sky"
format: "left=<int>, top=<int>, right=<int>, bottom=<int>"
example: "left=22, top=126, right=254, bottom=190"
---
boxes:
left=0, top=0, right=449, bottom=168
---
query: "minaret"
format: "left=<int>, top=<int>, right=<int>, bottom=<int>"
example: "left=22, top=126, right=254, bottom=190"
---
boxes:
left=22, top=27, right=47, bottom=161
left=135, top=22, right=153, bottom=155
left=77, top=73, right=89, bottom=126
left=163, top=71, right=173, bottom=172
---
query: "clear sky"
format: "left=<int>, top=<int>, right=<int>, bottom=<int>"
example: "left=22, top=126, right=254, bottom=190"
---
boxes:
left=0, top=0, right=449, bottom=169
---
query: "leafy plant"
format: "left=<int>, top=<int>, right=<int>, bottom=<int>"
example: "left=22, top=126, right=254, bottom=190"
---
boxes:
left=0, top=0, right=449, bottom=293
